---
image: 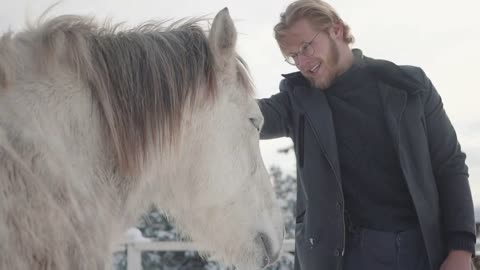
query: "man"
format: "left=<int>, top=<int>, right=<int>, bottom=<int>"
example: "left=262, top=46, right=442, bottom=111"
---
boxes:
left=258, top=0, right=476, bottom=269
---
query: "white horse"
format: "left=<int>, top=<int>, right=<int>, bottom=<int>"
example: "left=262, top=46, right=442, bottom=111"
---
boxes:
left=0, top=8, right=284, bottom=270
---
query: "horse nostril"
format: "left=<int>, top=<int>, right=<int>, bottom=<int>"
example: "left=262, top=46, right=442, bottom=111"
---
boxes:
left=255, top=232, right=280, bottom=268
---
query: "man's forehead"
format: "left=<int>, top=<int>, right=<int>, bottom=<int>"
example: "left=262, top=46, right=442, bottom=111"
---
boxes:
left=278, top=20, right=317, bottom=52
left=285, top=19, right=317, bottom=36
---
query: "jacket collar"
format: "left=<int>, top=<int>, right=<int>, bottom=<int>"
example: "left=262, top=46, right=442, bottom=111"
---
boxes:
left=293, top=86, right=342, bottom=181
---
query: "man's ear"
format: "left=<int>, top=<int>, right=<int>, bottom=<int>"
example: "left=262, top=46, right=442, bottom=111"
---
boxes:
left=330, top=23, right=343, bottom=40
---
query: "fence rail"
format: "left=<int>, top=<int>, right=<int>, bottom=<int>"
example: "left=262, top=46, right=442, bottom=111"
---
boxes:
left=113, top=239, right=295, bottom=270
left=114, top=239, right=480, bottom=270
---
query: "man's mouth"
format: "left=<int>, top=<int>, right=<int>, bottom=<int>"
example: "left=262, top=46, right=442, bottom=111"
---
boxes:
left=309, top=63, right=321, bottom=73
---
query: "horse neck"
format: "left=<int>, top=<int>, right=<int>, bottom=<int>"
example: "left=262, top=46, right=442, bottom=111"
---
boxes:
left=0, top=71, right=138, bottom=269
left=0, top=69, right=122, bottom=204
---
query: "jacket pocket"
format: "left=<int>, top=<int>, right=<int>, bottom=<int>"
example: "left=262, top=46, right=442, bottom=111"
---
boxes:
left=420, top=115, right=427, bottom=133
left=298, top=114, right=305, bottom=168
left=296, top=209, right=306, bottom=224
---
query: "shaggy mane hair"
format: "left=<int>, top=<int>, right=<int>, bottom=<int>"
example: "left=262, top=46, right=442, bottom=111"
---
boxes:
left=0, top=15, right=253, bottom=174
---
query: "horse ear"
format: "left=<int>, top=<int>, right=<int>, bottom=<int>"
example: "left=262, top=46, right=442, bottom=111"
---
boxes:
left=209, top=8, right=237, bottom=59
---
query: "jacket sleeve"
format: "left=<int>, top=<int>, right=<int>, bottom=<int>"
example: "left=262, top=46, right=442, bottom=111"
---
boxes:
left=257, top=79, right=294, bottom=140
left=420, top=70, right=476, bottom=238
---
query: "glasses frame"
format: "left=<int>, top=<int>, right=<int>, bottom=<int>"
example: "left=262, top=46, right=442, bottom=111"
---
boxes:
left=284, top=32, right=321, bottom=66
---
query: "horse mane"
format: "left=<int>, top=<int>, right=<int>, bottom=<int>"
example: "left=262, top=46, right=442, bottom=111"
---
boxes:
left=0, top=13, right=255, bottom=175
left=9, top=15, right=225, bottom=175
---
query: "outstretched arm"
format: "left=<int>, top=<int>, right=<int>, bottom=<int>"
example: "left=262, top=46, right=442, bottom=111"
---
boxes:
left=257, top=80, right=294, bottom=140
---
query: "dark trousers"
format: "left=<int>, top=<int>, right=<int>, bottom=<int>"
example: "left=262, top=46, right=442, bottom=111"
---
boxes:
left=343, top=227, right=430, bottom=270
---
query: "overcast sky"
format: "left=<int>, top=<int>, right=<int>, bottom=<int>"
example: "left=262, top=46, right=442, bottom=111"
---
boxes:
left=1, top=0, right=479, bottom=206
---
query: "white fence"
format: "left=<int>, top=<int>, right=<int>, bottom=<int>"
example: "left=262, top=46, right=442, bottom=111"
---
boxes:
left=113, top=239, right=295, bottom=270
left=114, top=239, right=480, bottom=270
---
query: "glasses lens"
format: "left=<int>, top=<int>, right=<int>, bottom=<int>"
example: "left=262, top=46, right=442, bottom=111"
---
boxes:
left=302, top=43, right=314, bottom=57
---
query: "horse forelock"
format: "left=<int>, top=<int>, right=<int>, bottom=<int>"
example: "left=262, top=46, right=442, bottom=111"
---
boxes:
left=28, top=15, right=221, bottom=175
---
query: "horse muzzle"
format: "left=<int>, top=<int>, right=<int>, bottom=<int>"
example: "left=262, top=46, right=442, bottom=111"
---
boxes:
left=254, top=231, right=283, bottom=268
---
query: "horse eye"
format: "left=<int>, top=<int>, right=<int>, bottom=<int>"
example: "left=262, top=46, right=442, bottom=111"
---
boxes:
left=249, top=117, right=261, bottom=132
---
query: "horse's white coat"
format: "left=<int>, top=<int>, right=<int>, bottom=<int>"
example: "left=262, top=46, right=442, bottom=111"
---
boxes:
left=0, top=9, right=283, bottom=270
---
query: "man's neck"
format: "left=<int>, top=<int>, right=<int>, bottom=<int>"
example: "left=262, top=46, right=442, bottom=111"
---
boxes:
left=336, top=48, right=355, bottom=77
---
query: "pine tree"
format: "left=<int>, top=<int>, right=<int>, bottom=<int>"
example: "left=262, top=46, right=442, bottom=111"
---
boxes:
left=265, top=165, right=296, bottom=270
left=270, top=166, right=296, bottom=239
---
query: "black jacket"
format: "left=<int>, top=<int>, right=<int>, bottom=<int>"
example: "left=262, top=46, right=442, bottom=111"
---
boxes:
left=258, top=52, right=475, bottom=270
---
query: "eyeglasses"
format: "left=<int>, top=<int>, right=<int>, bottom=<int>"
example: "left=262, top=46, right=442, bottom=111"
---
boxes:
left=284, top=32, right=321, bottom=66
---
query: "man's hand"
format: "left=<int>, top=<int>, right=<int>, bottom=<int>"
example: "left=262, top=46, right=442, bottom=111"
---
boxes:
left=440, top=250, right=472, bottom=270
